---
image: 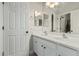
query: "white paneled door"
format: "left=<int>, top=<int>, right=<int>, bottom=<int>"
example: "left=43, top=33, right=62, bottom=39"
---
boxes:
left=0, top=3, right=3, bottom=56
left=4, top=2, right=30, bottom=56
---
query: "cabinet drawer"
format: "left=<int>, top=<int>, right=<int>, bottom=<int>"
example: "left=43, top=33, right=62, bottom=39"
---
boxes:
left=33, top=36, right=38, bottom=53
left=57, top=45, right=78, bottom=56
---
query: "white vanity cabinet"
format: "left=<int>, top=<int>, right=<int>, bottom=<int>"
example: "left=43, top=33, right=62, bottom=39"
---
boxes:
left=33, top=36, right=78, bottom=56
left=44, top=40, right=57, bottom=56
left=57, top=45, right=78, bottom=56
left=33, top=36, right=57, bottom=56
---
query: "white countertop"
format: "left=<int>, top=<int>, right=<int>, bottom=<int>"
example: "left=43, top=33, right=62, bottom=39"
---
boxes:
left=32, top=32, right=79, bottom=51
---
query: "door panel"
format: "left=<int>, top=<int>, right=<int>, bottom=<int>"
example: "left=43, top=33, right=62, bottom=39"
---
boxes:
left=9, top=12, right=16, bottom=29
left=9, top=35, right=15, bottom=55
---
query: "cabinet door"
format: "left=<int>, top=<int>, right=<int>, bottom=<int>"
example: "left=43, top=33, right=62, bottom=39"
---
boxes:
left=44, top=40, right=57, bottom=56
left=57, top=45, right=78, bottom=56
left=33, top=36, right=38, bottom=54
left=33, top=37, right=44, bottom=56
left=37, top=38, right=44, bottom=56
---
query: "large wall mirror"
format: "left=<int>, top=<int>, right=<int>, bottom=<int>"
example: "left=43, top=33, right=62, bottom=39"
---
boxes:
left=60, top=13, right=71, bottom=33
left=33, top=2, right=79, bottom=33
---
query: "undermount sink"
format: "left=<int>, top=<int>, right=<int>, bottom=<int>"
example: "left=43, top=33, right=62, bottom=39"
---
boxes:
left=54, top=36, right=79, bottom=44
left=53, top=37, right=68, bottom=40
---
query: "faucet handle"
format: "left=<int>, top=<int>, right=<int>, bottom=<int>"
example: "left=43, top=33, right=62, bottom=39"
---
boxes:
left=43, top=31, right=48, bottom=35
left=63, top=33, right=67, bottom=38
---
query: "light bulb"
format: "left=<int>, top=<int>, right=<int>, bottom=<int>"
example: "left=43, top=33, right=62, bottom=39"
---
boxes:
left=35, top=11, right=41, bottom=16
left=35, top=11, right=38, bottom=16
left=54, top=2, right=59, bottom=6
left=50, top=4, right=54, bottom=8
left=46, top=2, right=50, bottom=6
left=35, top=11, right=37, bottom=14
left=38, top=12, right=41, bottom=16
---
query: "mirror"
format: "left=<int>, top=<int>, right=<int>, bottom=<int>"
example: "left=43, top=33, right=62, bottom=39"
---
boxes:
left=60, top=13, right=71, bottom=33
left=39, top=19, right=42, bottom=26
left=43, top=13, right=49, bottom=27
left=34, top=11, right=42, bottom=26
left=33, top=2, right=79, bottom=33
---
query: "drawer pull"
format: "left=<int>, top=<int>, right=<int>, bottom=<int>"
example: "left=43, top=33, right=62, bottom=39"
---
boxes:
left=41, top=45, right=43, bottom=47
left=44, top=47, right=46, bottom=49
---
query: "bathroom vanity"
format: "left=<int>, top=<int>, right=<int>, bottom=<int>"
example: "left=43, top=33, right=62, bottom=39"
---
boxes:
left=32, top=33, right=79, bottom=56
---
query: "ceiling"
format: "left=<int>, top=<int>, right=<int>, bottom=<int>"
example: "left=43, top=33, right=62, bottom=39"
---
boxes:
left=51, top=2, right=79, bottom=15
left=30, top=2, right=79, bottom=15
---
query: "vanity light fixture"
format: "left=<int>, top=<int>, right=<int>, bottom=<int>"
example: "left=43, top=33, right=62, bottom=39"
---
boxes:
left=50, top=4, right=55, bottom=8
left=35, top=11, right=41, bottom=16
left=46, top=2, right=50, bottom=6
left=54, top=2, right=59, bottom=6
left=46, top=2, right=59, bottom=8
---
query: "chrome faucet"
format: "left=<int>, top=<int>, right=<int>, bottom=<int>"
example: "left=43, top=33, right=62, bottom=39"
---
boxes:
left=63, top=33, right=67, bottom=38
left=43, top=31, right=48, bottom=35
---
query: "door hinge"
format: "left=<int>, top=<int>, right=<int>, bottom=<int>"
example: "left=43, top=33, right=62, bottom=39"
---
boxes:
left=2, top=2, right=4, bottom=5
left=2, top=26, right=4, bottom=30
left=2, top=51, right=4, bottom=56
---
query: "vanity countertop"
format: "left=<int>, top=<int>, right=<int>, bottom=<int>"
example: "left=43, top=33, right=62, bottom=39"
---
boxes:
left=32, top=32, right=79, bottom=51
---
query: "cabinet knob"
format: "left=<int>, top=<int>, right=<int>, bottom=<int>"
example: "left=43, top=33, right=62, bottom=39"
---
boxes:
left=41, top=45, right=43, bottom=47
left=2, top=26, right=4, bottom=30
left=44, top=47, right=46, bottom=49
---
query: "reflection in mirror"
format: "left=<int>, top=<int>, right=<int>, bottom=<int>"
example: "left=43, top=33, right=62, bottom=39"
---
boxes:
left=34, top=11, right=42, bottom=26
left=39, top=19, right=42, bottom=26
left=43, top=13, right=49, bottom=27
left=60, top=13, right=71, bottom=33
left=65, top=13, right=71, bottom=33
left=34, top=19, right=37, bottom=26
left=51, top=14, right=54, bottom=32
